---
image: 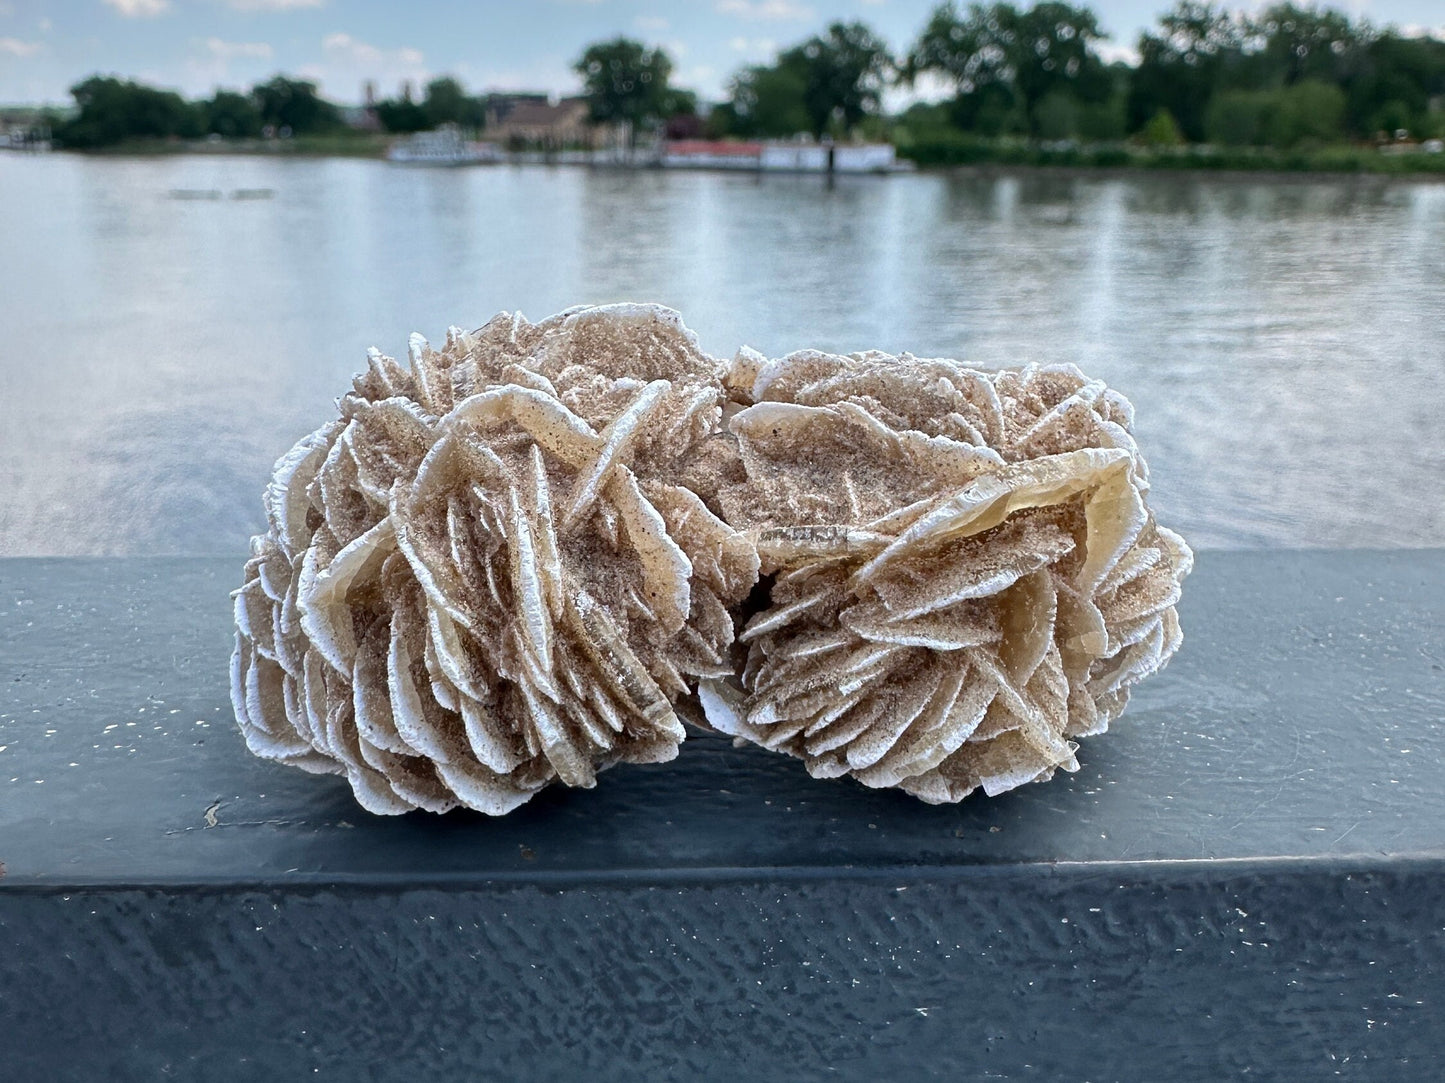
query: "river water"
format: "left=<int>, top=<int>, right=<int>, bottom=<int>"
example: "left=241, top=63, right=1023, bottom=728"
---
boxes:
left=1, top=153, right=1442, bottom=555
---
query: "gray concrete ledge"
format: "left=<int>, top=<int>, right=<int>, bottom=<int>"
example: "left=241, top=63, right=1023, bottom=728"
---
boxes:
left=1, top=551, right=1442, bottom=1079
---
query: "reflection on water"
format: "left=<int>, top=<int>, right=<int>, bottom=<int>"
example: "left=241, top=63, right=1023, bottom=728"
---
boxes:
left=1, top=154, right=1442, bottom=554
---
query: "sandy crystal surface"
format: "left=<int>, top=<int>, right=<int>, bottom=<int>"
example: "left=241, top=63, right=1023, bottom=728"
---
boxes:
left=233, top=305, right=1190, bottom=814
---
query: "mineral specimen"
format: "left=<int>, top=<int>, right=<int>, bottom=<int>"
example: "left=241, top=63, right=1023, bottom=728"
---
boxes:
left=232, top=304, right=758, bottom=814
left=232, top=304, right=1190, bottom=814
left=701, top=348, right=1192, bottom=803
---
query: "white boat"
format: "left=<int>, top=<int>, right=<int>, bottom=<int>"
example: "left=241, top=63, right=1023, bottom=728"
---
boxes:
left=386, top=125, right=503, bottom=166
left=661, top=139, right=901, bottom=174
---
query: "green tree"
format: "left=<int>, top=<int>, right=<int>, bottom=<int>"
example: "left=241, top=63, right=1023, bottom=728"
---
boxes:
left=950, top=83, right=1028, bottom=137
left=1139, top=106, right=1185, bottom=145
left=777, top=21, right=892, bottom=138
left=203, top=90, right=262, bottom=139
left=1034, top=92, right=1080, bottom=140
left=251, top=76, right=341, bottom=135
left=1205, top=89, right=1270, bottom=145
left=1250, top=4, right=1370, bottom=88
left=1077, top=62, right=1130, bottom=140
left=59, top=76, right=203, bottom=148
left=720, top=63, right=812, bottom=137
left=1129, top=2, right=1250, bottom=141
left=907, top=3, right=1109, bottom=138
left=375, top=97, right=430, bottom=133
left=1205, top=80, right=1346, bottom=147
left=574, top=38, right=676, bottom=141
left=422, top=76, right=485, bottom=128
left=1349, top=32, right=1445, bottom=138
left=1268, top=79, right=1346, bottom=145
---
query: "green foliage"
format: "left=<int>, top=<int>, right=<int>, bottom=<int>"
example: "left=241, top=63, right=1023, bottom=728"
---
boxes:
left=1270, top=80, right=1346, bottom=146
left=716, top=22, right=889, bottom=138
left=661, top=87, right=700, bottom=120
left=1034, top=93, right=1081, bottom=141
left=1205, top=89, right=1270, bottom=146
left=1129, top=2, right=1250, bottom=141
left=203, top=90, right=262, bottom=139
left=1252, top=4, right=1367, bottom=87
left=59, top=76, right=203, bottom=148
left=574, top=37, right=677, bottom=135
left=896, top=136, right=1445, bottom=173
left=1348, top=32, right=1445, bottom=138
left=252, top=76, right=341, bottom=135
left=778, top=21, right=892, bottom=137
left=721, top=64, right=811, bottom=137
left=41, top=6, right=1445, bottom=165
left=1077, top=93, right=1128, bottom=141
left=907, top=2, right=1110, bottom=139
left=421, top=77, right=471, bottom=128
left=1205, top=81, right=1345, bottom=146
left=373, top=77, right=488, bottom=134
left=949, top=83, right=1028, bottom=138
left=1140, top=107, right=1185, bottom=146
left=890, top=101, right=958, bottom=145
left=374, top=98, right=430, bottom=133
left=1123, top=2, right=1443, bottom=145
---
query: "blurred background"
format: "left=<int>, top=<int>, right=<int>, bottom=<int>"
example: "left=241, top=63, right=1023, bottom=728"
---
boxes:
left=1, top=0, right=1442, bottom=556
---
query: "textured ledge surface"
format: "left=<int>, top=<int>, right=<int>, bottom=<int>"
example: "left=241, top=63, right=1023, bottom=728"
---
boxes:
left=2, top=552, right=1443, bottom=1079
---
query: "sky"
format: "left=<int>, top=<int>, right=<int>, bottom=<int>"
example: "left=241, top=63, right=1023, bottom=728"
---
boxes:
left=2, top=0, right=1443, bottom=107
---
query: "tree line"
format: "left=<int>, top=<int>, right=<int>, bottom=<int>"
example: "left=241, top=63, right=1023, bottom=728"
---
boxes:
left=50, top=2, right=1445, bottom=151
left=54, top=73, right=502, bottom=147
left=713, top=2, right=1445, bottom=148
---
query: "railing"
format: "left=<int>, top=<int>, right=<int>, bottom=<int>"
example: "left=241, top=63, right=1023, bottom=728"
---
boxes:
left=1, top=550, right=1442, bottom=1078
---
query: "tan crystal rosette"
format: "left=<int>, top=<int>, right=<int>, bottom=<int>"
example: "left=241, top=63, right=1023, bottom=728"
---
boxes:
left=233, top=306, right=1190, bottom=814
left=231, top=304, right=759, bottom=814
left=700, top=347, right=1192, bottom=804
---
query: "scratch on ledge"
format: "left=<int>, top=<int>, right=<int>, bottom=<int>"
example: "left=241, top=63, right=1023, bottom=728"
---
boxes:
left=1226, top=725, right=1302, bottom=833
left=1332, top=819, right=1363, bottom=846
left=166, top=817, right=302, bottom=836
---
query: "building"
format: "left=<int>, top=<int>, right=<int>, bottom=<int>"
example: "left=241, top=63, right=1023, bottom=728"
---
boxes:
left=485, top=95, right=600, bottom=150
left=0, top=105, right=57, bottom=150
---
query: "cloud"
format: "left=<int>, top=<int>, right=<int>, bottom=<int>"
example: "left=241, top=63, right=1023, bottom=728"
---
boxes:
left=0, top=37, right=42, bottom=57
left=202, top=37, right=274, bottom=60
left=1094, top=40, right=1140, bottom=66
left=322, top=31, right=423, bottom=69
left=634, top=16, right=669, bottom=32
left=323, top=32, right=380, bottom=63
left=728, top=36, right=778, bottom=54
left=883, top=68, right=953, bottom=113
left=715, top=0, right=813, bottom=20
left=226, top=0, right=326, bottom=11
left=182, top=36, right=276, bottom=91
left=461, top=52, right=580, bottom=97
left=300, top=32, right=429, bottom=101
left=102, top=0, right=170, bottom=16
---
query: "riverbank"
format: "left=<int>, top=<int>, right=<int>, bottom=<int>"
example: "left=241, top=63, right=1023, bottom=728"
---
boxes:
left=897, top=136, right=1445, bottom=177
left=68, top=132, right=393, bottom=158
left=34, top=133, right=1445, bottom=180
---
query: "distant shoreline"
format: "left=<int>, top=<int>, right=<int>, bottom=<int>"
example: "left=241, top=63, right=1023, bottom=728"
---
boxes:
left=927, top=161, right=1445, bottom=185
left=26, top=137, right=1445, bottom=183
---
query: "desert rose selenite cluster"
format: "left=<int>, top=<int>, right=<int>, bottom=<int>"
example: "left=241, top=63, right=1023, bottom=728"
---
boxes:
left=232, top=304, right=1190, bottom=814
